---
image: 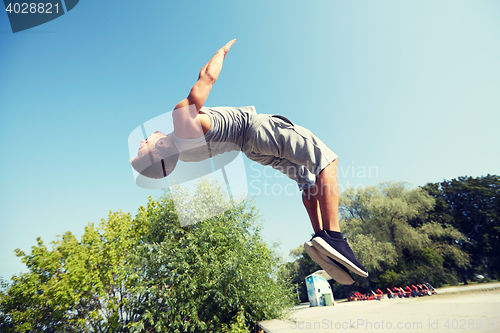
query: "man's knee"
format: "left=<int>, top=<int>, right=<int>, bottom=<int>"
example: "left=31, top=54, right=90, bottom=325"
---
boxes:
left=319, top=159, right=338, bottom=177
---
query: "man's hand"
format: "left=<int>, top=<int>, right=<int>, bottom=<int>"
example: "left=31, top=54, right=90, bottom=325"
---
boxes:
left=220, top=39, right=236, bottom=58
left=173, top=40, right=236, bottom=136
left=175, top=39, right=237, bottom=112
left=200, top=39, right=236, bottom=83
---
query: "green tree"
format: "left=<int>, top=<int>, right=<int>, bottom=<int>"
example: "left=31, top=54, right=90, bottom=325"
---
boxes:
left=422, top=175, right=500, bottom=280
left=0, top=178, right=294, bottom=332
left=0, top=211, right=143, bottom=332
left=339, top=182, right=470, bottom=289
left=129, top=179, right=294, bottom=332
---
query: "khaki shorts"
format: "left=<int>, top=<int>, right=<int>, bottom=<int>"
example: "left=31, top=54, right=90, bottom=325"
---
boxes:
left=244, top=115, right=338, bottom=190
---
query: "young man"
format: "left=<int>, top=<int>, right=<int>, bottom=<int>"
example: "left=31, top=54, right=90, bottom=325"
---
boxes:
left=130, top=40, right=368, bottom=284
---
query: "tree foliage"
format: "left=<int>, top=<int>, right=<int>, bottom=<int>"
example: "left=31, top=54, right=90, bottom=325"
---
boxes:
left=129, top=180, right=294, bottom=332
left=0, top=211, right=143, bottom=333
left=422, top=175, right=500, bottom=280
left=0, top=178, right=294, bottom=332
left=338, top=182, right=470, bottom=290
left=280, top=177, right=499, bottom=300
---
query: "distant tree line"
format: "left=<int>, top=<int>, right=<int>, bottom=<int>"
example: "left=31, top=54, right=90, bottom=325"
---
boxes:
left=423, top=175, right=500, bottom=282
left=0, top=179, right=294, bottom=332
left=282, top=175, right=499, bottom=301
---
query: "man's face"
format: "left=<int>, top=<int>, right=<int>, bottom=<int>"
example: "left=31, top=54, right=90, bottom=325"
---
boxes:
left=138, top=131, right=166, bottom=157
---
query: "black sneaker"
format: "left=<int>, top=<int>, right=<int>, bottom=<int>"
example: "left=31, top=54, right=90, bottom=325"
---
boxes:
left=309, top=232, right=320, bottom=241
left=304, top=241, right=354, bottom=285
left=312, top=230, right=368, bottom=277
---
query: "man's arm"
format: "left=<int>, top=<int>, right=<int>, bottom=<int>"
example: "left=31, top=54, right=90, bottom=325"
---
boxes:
left=173, top=39, right=236, bottom=123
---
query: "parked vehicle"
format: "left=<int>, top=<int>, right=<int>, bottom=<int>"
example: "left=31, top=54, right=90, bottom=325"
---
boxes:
left=348, top=291, right=367, bottom=301
left=411, top=284, right=420, bottom=297
left=367, top=290, right=382, bottom=300
left=386, top=288, right=396, bottom=299
left=403, top=286, right=412, bottom=298
left=424, top=282, right=438, bottom=295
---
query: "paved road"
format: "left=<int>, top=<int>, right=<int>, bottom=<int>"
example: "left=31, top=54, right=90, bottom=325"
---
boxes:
left=259, top=282, right=500, bottom=333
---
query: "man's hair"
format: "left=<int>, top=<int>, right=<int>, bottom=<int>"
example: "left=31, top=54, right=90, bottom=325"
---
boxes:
left=130, top=145, right=179, bottom=179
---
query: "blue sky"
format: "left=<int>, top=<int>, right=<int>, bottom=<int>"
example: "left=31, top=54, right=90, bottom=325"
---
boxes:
left=1, top=0, right=499, bottom=280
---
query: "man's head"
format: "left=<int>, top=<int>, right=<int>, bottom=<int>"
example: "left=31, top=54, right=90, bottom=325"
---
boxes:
left=130, top=131, right=179, bottom=179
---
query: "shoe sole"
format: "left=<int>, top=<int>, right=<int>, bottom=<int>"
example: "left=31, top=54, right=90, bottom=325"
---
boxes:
left=304, top=242, right=354, bottom=285
left=312, top=237, right=369, bottom=277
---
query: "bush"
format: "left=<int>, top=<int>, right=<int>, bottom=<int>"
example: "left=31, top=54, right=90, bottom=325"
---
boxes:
left=0, top=178, right=295, bottom=332
left=129, top=178, right=295, bottom=332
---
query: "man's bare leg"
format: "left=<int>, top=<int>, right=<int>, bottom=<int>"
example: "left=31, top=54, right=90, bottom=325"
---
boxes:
left=315, top=159, right=340, bottom=232
left=302, top=165, right=357, bottom=284
left=302, top=158, right=340, bottom=234
left=302, top=159, right=339, bottom=233
left=310, top=159, right=368, bottom=277
left=302, top=189, right=322, bottom=234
